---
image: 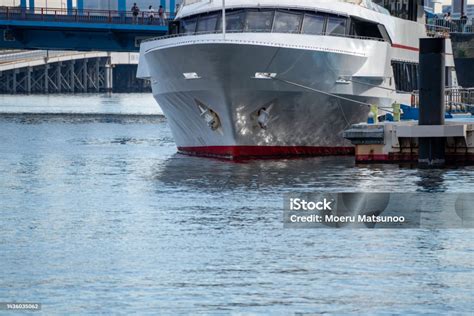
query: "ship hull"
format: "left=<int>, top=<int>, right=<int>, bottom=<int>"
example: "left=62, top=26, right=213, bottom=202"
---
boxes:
left=144, top=39, right=394, bottom=159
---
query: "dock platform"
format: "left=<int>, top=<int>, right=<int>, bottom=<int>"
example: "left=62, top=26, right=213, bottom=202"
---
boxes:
left=343, top=117, right=474, bottom=163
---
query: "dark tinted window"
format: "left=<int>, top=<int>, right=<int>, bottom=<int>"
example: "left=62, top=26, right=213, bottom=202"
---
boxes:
left=302, top=14, right=326, bottom=35
left=178, top=9, right=387, bottom=43
left=197, top=14, right=218, bottom=32
left=392, top=61, right=419, bottom=92
left=226, top=11, right=246, bottom=31
left=182, top=18, right=197, bottom=34
left=273, top=11, right=303, bottom=33
left=245, top=10, right=274, bottom=32
left=327, top=16, right=346, bottom=35
left=351, top=18, right=383, bottom=39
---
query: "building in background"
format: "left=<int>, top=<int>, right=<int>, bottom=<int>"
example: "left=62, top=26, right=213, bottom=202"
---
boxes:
left=452, top=0, right=467, bottom=16
left=443, top=0, right=474, bottom=18
left=423, top=0, right=453, bottom=13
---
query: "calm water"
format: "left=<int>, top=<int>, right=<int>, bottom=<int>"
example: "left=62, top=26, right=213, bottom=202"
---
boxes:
left=0, top=94, right=473, bottom=314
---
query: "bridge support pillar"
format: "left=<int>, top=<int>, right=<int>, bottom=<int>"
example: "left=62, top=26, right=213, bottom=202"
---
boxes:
left=118, top=0, right=126, bottom=21
left=118, top=0, right=126, bottom=12
left=94, top=59, right=100, bottom=92
left=170, top=0, right=175, bottom=17
left=105, top=59, right=113, bottom=93
left=67, top=0, right=73, bottom=15
left=12, top=70, right=17, bottom=94
left=26, top=67, right=32, bottom=94
left=29, top=0, right=35, bottom=13
left=77, top=0, right=84, bottom=14
left=82, top=59, right=88, bottom=92
left=69, top=61, right=75, bottom=93
left=56, top=63, right=62, bottom=93
left=44, top=65, right=49, bottom=93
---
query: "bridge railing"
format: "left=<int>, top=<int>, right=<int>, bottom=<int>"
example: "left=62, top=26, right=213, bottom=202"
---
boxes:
left=0, top=6, right=172, bottom=26
left=0, top=50, right=73, bottom=63
left=426, top=17, right=474, bottom=33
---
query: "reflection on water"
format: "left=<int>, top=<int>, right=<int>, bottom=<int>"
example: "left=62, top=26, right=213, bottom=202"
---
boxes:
left=0, top=109, right=473, bottom=314
left=0, top=93, right=162, bottom=115
left=153, top=155, right=471, bottom=194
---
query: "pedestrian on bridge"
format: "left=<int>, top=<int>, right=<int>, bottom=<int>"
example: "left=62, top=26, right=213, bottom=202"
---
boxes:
left=148, top=5, right=155, bottom=24
left=131, top=3, right=140, bottom=24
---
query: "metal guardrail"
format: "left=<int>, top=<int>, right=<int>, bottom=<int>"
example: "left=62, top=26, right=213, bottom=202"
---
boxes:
left=0, top=6, right=172, bottom=26
left=411, top=88, right=474, bottom=112
left=426, top=18, right=474, bottom=34
left=0, top=50, right=73, bottom=63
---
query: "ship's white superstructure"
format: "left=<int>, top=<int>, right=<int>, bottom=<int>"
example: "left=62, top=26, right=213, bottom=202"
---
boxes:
left=138, top=0, right=457, bottom=158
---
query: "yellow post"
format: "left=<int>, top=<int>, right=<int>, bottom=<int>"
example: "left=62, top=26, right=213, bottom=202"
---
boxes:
left=370, top=104, right=378, bottom=124
left=392, top=102, right=401, bottom=122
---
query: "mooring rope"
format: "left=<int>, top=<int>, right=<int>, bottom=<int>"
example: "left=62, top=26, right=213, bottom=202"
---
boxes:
left=271, top=76, right=395, bottom=114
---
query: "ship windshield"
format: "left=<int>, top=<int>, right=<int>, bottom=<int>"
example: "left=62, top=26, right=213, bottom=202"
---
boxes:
left=326, top=16, right=347, bottom=35
left=225, top=11, right=246, bottom=31
left=273, top=11, right=303, bottom=34
left=301, top=13, right=326, bottom=35
left=244, top=10, right=274, bottom=32
left=181, top=17, right=197, bottom=33
left=196, top=13, right=218, bottom=33
left=176, top=8, right=388, bottom=43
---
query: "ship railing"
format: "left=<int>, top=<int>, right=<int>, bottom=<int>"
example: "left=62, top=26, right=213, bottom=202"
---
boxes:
left=142, top=29, right=388, bottom=44
left=0, top=6, right=174, bottom=26
left=411, top=88, right=474, bottom=112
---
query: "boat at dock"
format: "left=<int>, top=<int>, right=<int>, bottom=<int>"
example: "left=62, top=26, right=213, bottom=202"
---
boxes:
left=138, top=0, right=459, bottom=159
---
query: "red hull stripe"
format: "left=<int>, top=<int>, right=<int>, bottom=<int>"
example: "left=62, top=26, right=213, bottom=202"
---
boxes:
left=178, top=146, right=355, bottom=159
left=392, top=44, right=420, bottom=52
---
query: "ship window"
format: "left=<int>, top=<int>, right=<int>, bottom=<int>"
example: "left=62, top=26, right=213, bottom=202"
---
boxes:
left=197, top=13, right=218, bottom=33
left=377, top=24, right=391, bottom=43
left=225, top=10, right=246, bottom=32
left=273, top=11, right=303, bottom=34
left=326, top=16, right=347, bottom=35
left=301, top=14, right=326, bottom=35
left=182, top=17, right=197, bottom=34
left=245, top=10, right=274, bottom=32
left=392, top=61, right=419, bottom=92
left=351, top=18, right=383, bottom=39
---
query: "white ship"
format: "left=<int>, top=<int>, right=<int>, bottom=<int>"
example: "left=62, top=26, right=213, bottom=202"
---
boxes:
left=137, top=0, right=457, bottom=159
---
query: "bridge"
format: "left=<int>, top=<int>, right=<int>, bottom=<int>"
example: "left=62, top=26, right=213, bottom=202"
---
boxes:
left=0, top=1, right=171, bottom=52
left=0, top=49, right=147, bottom=93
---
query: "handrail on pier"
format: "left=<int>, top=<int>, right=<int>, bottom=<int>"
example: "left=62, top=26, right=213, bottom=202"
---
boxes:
left=411, top=88, right=474, bottom=112
left=426, top=17, right=474, bottom=34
